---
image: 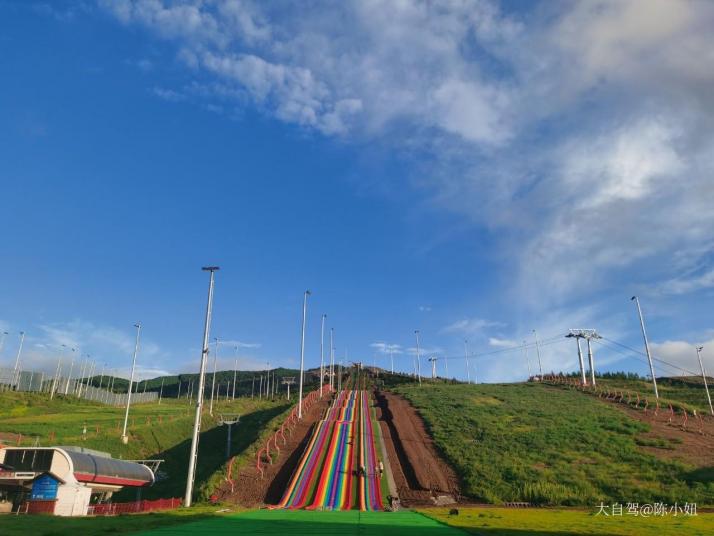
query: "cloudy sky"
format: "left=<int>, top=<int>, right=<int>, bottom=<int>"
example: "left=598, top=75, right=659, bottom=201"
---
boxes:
left=1, top=0, right=713, bottom=382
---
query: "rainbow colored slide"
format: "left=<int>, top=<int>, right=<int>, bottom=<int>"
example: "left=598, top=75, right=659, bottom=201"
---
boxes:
left=279, top=389, right=384, bottom=511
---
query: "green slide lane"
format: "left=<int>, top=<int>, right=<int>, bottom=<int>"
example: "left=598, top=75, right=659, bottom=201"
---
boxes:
left=133, top=509, right=466, bottom=535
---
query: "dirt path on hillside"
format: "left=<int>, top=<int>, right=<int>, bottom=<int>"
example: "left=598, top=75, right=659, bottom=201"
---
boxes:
left=375, top=390, right=459, bottom=506
left=608, top=401, right=714, bottom=467
left=218, top=394, right=332, bottom=507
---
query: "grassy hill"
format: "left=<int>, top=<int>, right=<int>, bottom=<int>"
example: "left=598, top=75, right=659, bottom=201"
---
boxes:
left=0, top=391, right=290, bottom=500
left=391, top=382, right=714, bottom=506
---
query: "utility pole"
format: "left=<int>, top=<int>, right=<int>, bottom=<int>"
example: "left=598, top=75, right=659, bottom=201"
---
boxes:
left=50, top=358, right=62, bottom=400
left=464, top=340, right=471, bottom=384
left=428, top=356, right=437, bottom=379
left=631, top=296, right=658, bottom=399
left=566, top=332, right=588, bottom=386
left=298, top=290, right=311, bottom=419
left=444, top=354, right=449, bottom=378
left=586, top=335, right=597, bottom=386
left=329, top=328, right=335, bottom=391
left=158, top=378, right=164, bottom=404
left=233, top=348, right=238, bottom=401
left=414, top=330, right=422, bottom=385
left=210, top=338, right=218, bottom=416
left=695, top=346, right=713, bottom=416
left=184, top=266, right=218, bottom=508
left=251, top=375, right=255, bottom=398
left=282, top=377, right=295, bottom=400
left=532, top=330, right=544, bottom=379
left=0, top=331, right=8, bottom=359
left=64, top=348, right=76, bottom=395
left=320, top=314, right=326, bottom=397
left=12, top=331, right=25, bottom=389
left=121, top=323, right=141, bottom=444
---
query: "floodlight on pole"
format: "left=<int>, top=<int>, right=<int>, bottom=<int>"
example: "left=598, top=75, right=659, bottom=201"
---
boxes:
left=631, top=296, right=659, bottom=399
left=297, top=290, right=311, bottom=419
left=121, top=323, right=141, bottom=443
left=695, top=345, right=713, bottom=416
left=0, top=331, right=8, bottom=357
left=184, top=266, right=218, bottom=508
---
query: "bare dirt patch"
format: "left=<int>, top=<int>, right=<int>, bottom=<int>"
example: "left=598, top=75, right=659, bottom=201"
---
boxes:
left=607, top=401, right=714, bottom=467
left=375, top=389, right=459, bottom=506
left=218, top=394, right=332, bottom=507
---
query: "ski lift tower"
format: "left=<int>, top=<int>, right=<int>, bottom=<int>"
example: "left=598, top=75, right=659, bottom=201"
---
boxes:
left=428, top=356, right=438, bottom=380
left=217, top=413, right=240, bottom=461
left=566, top=329, right=601, bottom=386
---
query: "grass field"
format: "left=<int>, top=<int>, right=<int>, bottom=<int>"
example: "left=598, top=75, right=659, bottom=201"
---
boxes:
left=1, top=507, right=712, bottom=535
left=0, top=391, right=290, bottom=500
left=392, top=382, right=714, bottom=506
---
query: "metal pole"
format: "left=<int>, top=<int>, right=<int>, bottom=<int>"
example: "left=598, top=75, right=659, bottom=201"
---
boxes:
left=184, top=266, right=218, bottom=508
left=329, top=328, right=335, bottom=391
left=320, top=314, right=326, bottom=397
left=121, top=323, right=141, bottom=443
left=464, top=340, right=471, bottom=384
left=524, top=340, right=532, bottom=379
left=259, top=375, right=262, bottom=400
left=587, top=337, right=596, bottom=387
left=64, top=349, right=75, bottom=395
left=266, top=362, right=270, bottom=398
left=632, top=296, right=659, bottom=399
left=251, top=375, right=254, bottom=398
left=576, top=337, right=586, bottom=386
left=0, top=331, right=8, bottom=358
left=414, top=330, right=422, bottom=385
left=50, top=358, right=62, bottom=399
left=695, top=346, right=713, bottom=416
left=533, top=330, right=544, bottom=378
left=226, top=422, right=232, bottom=460
left=233, top=350, right=238, bottom=401
left=159, top=378, right=164, bottom=404
left=297, top=290, right=310, bottom=419
left=12, top=331, right=25, bottom=389
left=210, top=338, right=219, bottom=416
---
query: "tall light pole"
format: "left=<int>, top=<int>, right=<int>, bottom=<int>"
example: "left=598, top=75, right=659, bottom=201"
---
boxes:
left=184, top=266, right=218, bottom=508
left=329, top=328, right=335, bottom=391
left=463, top=340, right=471, bottom=384
left=523, top=340, right=532, bottom=379
left=233, top=347, right=238, bottom=401
left=210, top=338, right=218, bottom=416
left=695, top=346, right=713, bottom=416
left=64, top=348, right=76, bottom=395
left=532, top=330, right=544, bottom=379
left=414, top=330, right=422, bottom=385
left=12, top=331, right=25, bottom=389
left=320, top=314, right=326, bottom=397
left=631, top=296, right=658, bottom=399
left=121, top=323, right=141, bottom=444
left=297, top=290, right=311, bottom=419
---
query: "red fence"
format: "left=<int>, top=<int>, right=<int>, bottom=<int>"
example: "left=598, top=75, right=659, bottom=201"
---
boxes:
left=87, top=497, right=182, bottom=516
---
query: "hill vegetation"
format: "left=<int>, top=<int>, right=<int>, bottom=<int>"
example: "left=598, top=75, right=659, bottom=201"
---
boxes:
left=0, top=391, right=290, bottom=500
left=392, top=382, right=714, bottom=506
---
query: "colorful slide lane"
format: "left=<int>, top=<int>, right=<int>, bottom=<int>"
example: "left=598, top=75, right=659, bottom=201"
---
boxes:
left=279, top=389, right=384, bottom=511
left=359, top=390, right=384, bottom=511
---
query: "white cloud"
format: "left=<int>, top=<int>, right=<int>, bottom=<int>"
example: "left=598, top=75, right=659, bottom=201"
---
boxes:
left=418, top=305, right=431, bottom=312
left=442, top=317, right=504, bottom=335
left=99, top=0, right=714, bottom=311
left=659, top=268, right=714, bottom=295
left=152, top=86, right=186, bottom=102
left=650, top=339, right=714, bottom=378
left=488, top=337, right=518, bottom=348
left=370, top=342, right=403, bottom=355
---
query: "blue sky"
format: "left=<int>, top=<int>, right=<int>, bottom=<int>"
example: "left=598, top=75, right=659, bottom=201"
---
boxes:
left=1, top=1, right=713, bottom=383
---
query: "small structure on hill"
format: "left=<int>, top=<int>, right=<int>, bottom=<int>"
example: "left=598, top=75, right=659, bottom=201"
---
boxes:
left=0, top=446, right=156, bottom=516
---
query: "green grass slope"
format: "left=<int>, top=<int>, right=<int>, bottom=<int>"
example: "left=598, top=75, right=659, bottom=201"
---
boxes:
left=392, top=382, right=714, bottom=506
left=0, top=391, right=289, bottom=500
